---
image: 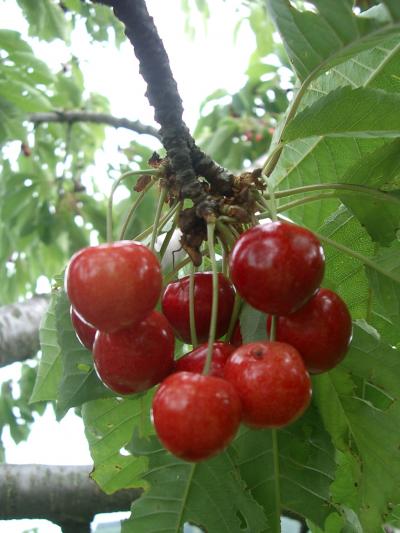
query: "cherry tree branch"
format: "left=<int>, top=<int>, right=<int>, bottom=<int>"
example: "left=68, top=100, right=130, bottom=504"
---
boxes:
left=0, top=296, right=49, bottom=368
left=93, top=0, right=233, bottom=199
left=28, top=110, right=161, bottom=139
left=0, top=464, right=141, bottom=528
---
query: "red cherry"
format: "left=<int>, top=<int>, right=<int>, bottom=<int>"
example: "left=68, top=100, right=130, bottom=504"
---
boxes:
left=161, top=272, right=235, bottom=344
left=224, top=341, right=311, bottom=428
left=93, top=311, right=174, bottom=395
left=152, top=372, right=242, bottom=461
left=70, top=307, right=96, bottom=351
left=175, top=342, right=236, bottom=378
left=268, top=288, right=352, bottom=373
left=230, top=221, right=325, bottom=316
left=65, top=241, right=162, bottom=332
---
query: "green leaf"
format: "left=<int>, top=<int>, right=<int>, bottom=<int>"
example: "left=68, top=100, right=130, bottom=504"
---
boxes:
left=266, top=0, right=400, bottom=82
left=124, top=434, right=268, bottom=533
left=82, top=395, right=151, bottom=494
left=0, top=79, right=52, bottom=112
left=338, top=139, right=400, bottom=244
left=239, top=303, right=267, bottom=343
left=0, top=30, right=32, bottom=53
left=0, top=97, right=25, bottom=144
left=283, top=87, right=400, bottom=142
left=55, top=289, right=112, bottom=417
left=233, top=406, right=336, bottom=529
left=314, top=322, right=400, bottom=531
left=16, top=0, right=70, bottom=42
left=30, top=292, right=62, bottom=403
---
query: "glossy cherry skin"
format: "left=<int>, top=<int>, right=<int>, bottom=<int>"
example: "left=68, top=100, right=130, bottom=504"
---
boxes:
left=175, top=342, right=236, bottom=378
left=70, top=307, right=96, bottom=351
left=152, top=371, right=242, bottom=461
left=161, top=272, right=235, bottom=344
left=65, top=241, right=162, bottom=332
left=268, top=288, right=352, bottom=374
left=224, top=341, right=311, bottom=428
left=230, top=221, right=325, bottom=316
left=93, top=311, right=174, bottom=395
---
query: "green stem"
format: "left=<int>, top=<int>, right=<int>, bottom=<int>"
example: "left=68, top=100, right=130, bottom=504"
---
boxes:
left=203, top=222, right=218, bottom=376
left=269, top=315, right=277, bottom=342
left=265, top=182, right=400, bottom=205
left=225, top=292, right=242, bottom=343
left=158, top=202, right=182, bottom=261
left=216, top=219, right=237, bottom=248
left=133, top=199, right=180, bottom=243
left=271, top=428, right=282, bottom=533
left=313, top=231, right=400, bottom=283
left=119, top=180, right=155, bottom=240
left=257, top=193, right=337, bottom=219
left=163, top=251, right=207, bottom=286
left=150, top=186, right=167, bottom=252
left=106, top=169, right=158, bottom=243
left=189, top=264, right=198, bottom=348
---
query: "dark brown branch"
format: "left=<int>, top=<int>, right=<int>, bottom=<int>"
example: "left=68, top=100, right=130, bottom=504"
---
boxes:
left=93, top=0, right=233, bottom=200
left=0, top=296, right=49, bottom=368
left=28, top=111, right=161, bottom=139
left=0, top=464, right=142, bottom=526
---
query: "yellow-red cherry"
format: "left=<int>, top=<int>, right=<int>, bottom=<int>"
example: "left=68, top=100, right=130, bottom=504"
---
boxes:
left=161, top=272, right=235, bottom=344
left=65, top=241, right=162, bottom=332
left=93, top=311, right=174, bottom=395
left=224, top=341, right=311, bottom=428
left=175, top=342, right=236, bottom=378
left=70, top=307, right=96, bottom=351
left=268, top=288, right=352, bottom=373
left=230, top=221, right=325, bottom=316
left=152, top=371, right=242, bottom=462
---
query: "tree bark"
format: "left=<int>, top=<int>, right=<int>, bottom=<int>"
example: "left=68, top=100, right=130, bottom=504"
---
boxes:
left=0, top=464, right=142, bottom=526
left=28, top=111, right=161, bottom=139
left=0, top=296, right=49, bottom=368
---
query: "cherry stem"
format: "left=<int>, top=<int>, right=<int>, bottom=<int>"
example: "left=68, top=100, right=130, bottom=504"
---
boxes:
left=225, top=291, right=242, bottom=343
left=163, top=250, right=208, bottom=286
left=132, top=198, right=180, bottom=243
left=158, top=201, right=182, bottom=261
left=269, top=315, right=277, bottom=342
left=106, top=169, right=158, bottom=243
left=150, top=185, right=168, bottom=252
left=119, top=179, right=155, bottom=240
left=263, top=182, right=400, bottom=205
left=203, top=221, right=218, bottom=376
left=257, top=193, right=336, bottom=219
left=189, top=263, right=198, bottom=348
left=215, top=219, right=237, bottom=248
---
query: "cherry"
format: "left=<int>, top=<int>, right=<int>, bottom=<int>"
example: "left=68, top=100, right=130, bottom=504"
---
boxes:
left=70, top=307, right=96, bottom=351
left=65, top=241, right=162, bottom=332
left=152, top=371, right=241, bottom=461
left=93, top=311, right=174, bottom=395
left=229, top=221, right=325, bottom=316
left=223, top=341, right=311, bottom=428
left=175, top=342, right=236, bottom=378
left=161, top=272, right=235, bottom=344
left=267, top=288, right=352, bottom=373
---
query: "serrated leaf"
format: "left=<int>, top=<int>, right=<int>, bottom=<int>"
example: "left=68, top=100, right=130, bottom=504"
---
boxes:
left=233, top=406, right=336, bottom=529
left=30, top=292, right=62, bottom=403
left=266, top=0, right=400, bottom=82
left=124, top=434, right=268, bottom=533
left=314, top=322, right=400, bottom=530
left=82, top=395, right=152, bottom=494
left=337, top=139, right=400, bottom=245
left=55, top=289, right=112, bottom=417
left=283, top=87, right=400, bottom=142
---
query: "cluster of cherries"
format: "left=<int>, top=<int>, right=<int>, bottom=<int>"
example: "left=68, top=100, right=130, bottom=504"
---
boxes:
left=66, top=221, right=352, bottom=462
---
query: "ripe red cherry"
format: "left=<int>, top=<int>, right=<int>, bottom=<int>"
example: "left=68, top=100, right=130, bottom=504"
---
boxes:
left=162, top=272, right=235, bottom=344
left=175, top=342, right=236, bottom=378
left=93, top=311, right=174, bottom=395
left=267, top=288, right=352, bottom=374
left=230, top=221, right=325, bottom=316
left=70, top=307, right=96, bottom=351
left=152, top=372, right=242, bottom=461
left=224, top=341, right=311, bottom=428
left=65, top=241, right=162, bottom=332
